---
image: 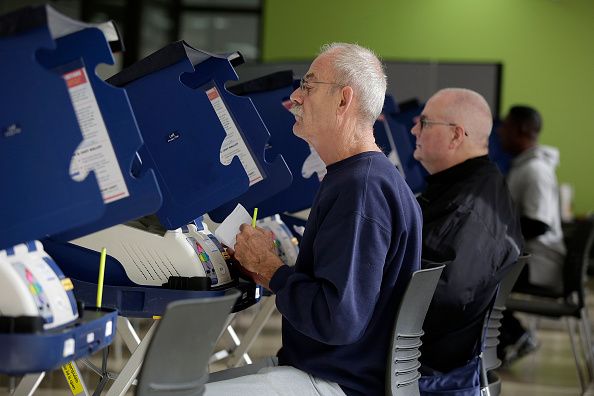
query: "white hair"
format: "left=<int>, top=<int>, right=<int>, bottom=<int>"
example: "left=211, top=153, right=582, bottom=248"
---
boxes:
left=319, top=43, right=387, bottom=125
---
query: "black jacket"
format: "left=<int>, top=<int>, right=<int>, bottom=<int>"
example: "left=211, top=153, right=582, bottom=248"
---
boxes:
left=419, top=156, right=523, bottom=372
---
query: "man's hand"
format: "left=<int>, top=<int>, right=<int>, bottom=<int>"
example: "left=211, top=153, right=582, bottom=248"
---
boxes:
left=234, top=223, right=284, bottom=290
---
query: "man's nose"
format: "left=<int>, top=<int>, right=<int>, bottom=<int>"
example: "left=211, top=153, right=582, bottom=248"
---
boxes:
left=289, top=87, right=303, bottom=105
left=411, top=122, right=420, bottom=136
left=410, top=116, right=421, bottom=136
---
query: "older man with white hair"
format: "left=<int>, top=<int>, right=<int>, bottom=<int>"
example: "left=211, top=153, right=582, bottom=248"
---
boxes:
left=411, top=88, right=523, bottom=394
left=205, top=43, right=422, bottom=395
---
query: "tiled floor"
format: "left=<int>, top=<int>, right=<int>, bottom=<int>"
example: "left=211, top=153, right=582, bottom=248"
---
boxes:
left=498, top=320, right=583, bottom=395
left=2, top=297, right=593, bottom=395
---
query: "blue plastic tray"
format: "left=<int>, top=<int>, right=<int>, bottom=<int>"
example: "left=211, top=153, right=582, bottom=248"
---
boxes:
left=0, top=308, right=117, bottom=376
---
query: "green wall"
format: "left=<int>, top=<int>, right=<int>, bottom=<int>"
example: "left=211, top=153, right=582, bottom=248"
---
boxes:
left=262, top=0, right=594, bottom=215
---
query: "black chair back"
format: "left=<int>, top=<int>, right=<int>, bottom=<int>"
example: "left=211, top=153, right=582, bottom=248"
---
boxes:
left=562, top=218, right=594, bottom=307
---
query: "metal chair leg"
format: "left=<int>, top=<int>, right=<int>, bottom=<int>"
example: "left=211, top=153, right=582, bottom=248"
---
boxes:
left=105, top=320, right=158, bottom=396
left=479, top=353, right=491, bottom=396
left=578, top=311, right=594, bottom=381
left=580, top=307, right=594, bottom=379
left=227, top=296, right=277, bottom=368
left=567, top=317, right=587, bottom=395
left=12, top=373, right=45, bottom=396
left=210, top=313, right=254, bottom=365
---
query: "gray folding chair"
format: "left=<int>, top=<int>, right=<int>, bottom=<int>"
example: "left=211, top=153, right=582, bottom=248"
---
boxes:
left=388, top=263, right=446, bottom=396
left=135, top=290, right=240, bottom=396
left=480, top=254, right=529, bottom=396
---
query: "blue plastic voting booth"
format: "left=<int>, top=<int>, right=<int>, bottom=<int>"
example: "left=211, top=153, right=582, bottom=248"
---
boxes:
left=391, top=99, right=424, bottom=141
left=374, top=96, right=426, bottom=194
left=108, top=41, right=292, bottom=228
left=375, top=112, right=427, bottom=194
left=226, top=71, right=323, bottom=218
left=0, top=5, right=123, bottom=380
left=488, top=119, right=513, bottom=175
left=386, top=99, right=427, bottom=194
left=375, top=95, right=403, bottom=168
left=0, top=5, right=104, bottom=250
left=382, top=94, right=399, bottom=114
left=0, top=4, right=162, bottom=249
left=37, top=23, right=163, bottom=241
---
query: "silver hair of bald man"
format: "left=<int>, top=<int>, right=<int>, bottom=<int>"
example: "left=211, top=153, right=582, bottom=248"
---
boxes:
left=434, top=88, right=493, bottom=148
left=319, top=43, right=387, bottom=126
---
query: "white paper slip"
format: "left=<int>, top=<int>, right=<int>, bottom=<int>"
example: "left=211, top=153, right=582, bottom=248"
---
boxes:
left=214, top=204, right=253, bottom=249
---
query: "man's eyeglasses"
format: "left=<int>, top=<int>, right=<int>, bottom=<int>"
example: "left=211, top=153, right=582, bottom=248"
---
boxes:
left=299, top=78, right=344, bottom=94
left=418, top=116, right=469, bottom=137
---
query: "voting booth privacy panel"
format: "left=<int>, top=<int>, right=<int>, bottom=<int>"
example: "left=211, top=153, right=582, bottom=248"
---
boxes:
left=106, top=41, right=293, bottom=227
left=1, top=5, right=103, bottom=250
left=0, top=4, right=128, bottom=376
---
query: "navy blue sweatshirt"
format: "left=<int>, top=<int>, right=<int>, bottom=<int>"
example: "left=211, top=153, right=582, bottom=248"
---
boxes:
left=269, top=151, right=423, bottom=396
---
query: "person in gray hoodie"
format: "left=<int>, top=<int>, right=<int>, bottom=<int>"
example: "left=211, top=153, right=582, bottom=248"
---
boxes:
left=497, top=105, right=566, bottom=364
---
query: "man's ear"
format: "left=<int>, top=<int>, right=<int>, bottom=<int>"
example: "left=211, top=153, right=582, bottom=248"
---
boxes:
left=449, top=125, right=465, bottom=148
left=336, top=86, right=354, bottom=116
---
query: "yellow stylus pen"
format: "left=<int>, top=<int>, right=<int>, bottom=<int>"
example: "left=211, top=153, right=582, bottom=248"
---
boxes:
left=252, top=207, right=258, bottom=228
left=96, top=247, right=107, bottom=308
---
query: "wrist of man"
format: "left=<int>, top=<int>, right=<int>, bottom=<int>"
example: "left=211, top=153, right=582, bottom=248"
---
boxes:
left=256, top=253, right=284, bottom=290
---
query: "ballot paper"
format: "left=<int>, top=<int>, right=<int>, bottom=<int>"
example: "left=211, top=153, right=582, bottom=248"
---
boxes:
left=214, top=204, right=253, bottom=249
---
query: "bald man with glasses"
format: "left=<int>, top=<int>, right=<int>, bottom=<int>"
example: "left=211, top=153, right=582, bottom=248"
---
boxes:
left=410, top=88, right=523, bottom=394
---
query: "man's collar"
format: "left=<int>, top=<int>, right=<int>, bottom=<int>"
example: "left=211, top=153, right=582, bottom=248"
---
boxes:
left=425, top=155, right=491, bottom=186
